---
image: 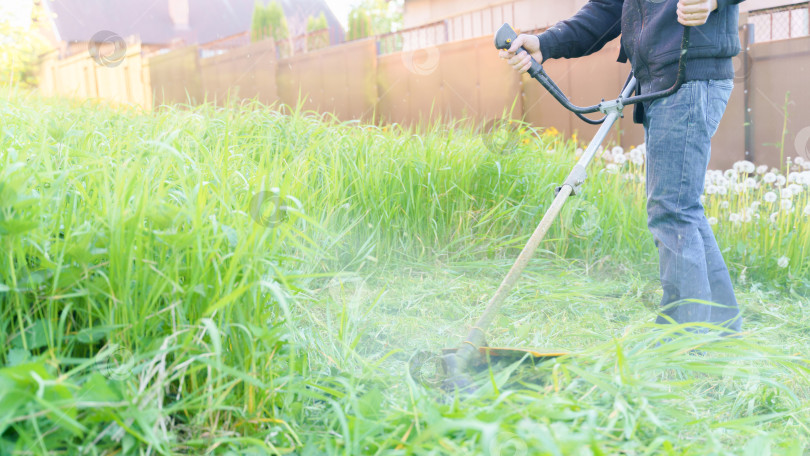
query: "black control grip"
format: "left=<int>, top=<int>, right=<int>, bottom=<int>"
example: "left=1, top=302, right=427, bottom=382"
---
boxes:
left=494, top=23, right=543, bottom=78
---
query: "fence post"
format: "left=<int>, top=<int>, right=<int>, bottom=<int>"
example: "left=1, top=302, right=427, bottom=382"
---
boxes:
left=741, top=23, right=755, bottom=162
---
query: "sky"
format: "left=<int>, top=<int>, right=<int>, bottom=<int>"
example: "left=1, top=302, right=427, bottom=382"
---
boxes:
left=1, top=0, right=34, bottom=28
left=324, top=0, right=360, bottom=29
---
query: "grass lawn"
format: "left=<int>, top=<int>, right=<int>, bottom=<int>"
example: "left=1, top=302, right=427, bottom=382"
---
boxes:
left=1, top=92, right=808, bottom=454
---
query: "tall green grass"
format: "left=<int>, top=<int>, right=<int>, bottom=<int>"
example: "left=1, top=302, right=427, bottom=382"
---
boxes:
left=1, top=92, right=808, bottom=454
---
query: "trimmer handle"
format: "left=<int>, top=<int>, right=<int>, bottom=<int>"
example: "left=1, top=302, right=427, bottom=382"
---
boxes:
left=494, top=23, right=543, bottom=78
left=495, top=22, right=691, bottom=124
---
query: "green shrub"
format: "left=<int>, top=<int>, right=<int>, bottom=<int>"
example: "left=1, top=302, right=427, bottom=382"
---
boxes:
left=251, top=0, right=288, bottom=42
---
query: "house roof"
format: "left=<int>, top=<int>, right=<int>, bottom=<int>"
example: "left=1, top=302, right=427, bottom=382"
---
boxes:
left=46, top=0, right=344, bottom=46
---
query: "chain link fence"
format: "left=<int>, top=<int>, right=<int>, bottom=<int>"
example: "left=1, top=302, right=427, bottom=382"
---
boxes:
left=748, top=2, right=810, bottom=43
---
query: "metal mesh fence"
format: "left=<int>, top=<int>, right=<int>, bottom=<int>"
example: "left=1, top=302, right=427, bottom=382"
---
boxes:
left=748, top=2, right=810, bottom=43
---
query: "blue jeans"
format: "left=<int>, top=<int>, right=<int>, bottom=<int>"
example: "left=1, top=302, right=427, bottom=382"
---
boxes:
left=643, top=79, right=742, bottom=332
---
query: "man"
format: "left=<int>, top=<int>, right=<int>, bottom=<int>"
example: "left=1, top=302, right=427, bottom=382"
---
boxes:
left=500, top=0, right=743, bottom=332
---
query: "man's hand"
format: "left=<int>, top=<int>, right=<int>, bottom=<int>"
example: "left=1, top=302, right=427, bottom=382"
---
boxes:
left=677, top=0, right=718, bottom=26
left=498, top=34, right=543, bottom=74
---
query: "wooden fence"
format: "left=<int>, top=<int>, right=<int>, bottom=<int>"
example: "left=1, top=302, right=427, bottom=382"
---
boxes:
left=39, top=29, right=810, bottom=168
left=39, top=41, right=151, bottom=109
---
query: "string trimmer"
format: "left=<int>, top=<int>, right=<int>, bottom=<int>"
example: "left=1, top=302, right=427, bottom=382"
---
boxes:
left=440, top=23, right=691, bottom=390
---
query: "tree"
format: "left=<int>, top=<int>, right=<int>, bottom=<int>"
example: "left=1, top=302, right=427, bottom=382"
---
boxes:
left=347, top=8, right=372, bottom=41
left=0, top=1, right=48, bottom=88
left=347, top=0, right=402, bottom=40
left=306, top=13, right=329, bottom=51
left=251, top=1, right=289, bottom=42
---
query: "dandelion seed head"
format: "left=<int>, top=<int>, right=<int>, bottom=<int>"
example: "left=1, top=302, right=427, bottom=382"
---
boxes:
left=720, top=201, right=730, bottom=209
left=706, top=185, right=718, bottom=195
left=764, top=191, right=777, bottom=203
left=733, top=160, right=755, bottom=174
left=729, top=213, right=741, bottom=223
left=770, top=212, right=778, bottom=223
left=606, top=163, right=619, bottom=174
left=804, top=204, right=810, bottom=216
left=781, top=199, right=793, bottom=211
left=613, top=154, right=627, bottom=165
left=745, top=177, right=758, bottom=189
left=756, top=164, right=769, bottom=175
left=776, top=175, right=786, bottom=187
left=724, top=169, right=738, bottom=181
left=777, top=256, right=789, bottom=268
left=718, top=186, right=727, bottom=195
left=708, top=216, right=718, bottom=225
left=763, top=172, right=777, bottom=184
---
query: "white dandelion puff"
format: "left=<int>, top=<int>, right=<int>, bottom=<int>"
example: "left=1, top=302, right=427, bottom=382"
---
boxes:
left=776, top=175, right=786, bottom=187
left=764, top=191, right=778, bottom=203
left=708, top=216, right=718, bottom=225
left=777, top=256, right=789, bottom=269
left=724, top=169, right=738, bottom=181
left=770, top=212, right=778, bottom=223
left=720, top=201, right=730, bottom=209
left=613, top=154, right=627, bottom=165
left=745, top=177, right=758, bottom=189
left=706, top=185, right=718, bottom=195
left=729, top=213, right=741, bottom=223
left=804, top=204, right=810, bottom=216
left=629, top=148, right=644, bottom=163
left=612, top=146, right=624, bottom=156
left=763, top=172, right=777, bottom=184
left=756, top=165, right=769, bottom=175
left=796, top=156, right=806, bottom=165
left=788, top=184, right=803, bottom=195
left=781, top=199, right=793, bottom=211
left=750, top=201, right=761, bottom=211
left=718, top=186, right=728, bottom=195
left=606, top=163, right=619, bottom=174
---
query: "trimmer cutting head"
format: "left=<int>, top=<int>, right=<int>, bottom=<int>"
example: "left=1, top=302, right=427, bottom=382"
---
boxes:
left=439, top=347, right=566, bottom=391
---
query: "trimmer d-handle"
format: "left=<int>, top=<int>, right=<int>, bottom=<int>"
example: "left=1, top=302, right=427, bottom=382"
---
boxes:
left=494, top=23, right=691, bottom=124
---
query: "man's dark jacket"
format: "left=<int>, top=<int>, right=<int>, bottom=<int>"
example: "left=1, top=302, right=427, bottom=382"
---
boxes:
left=536, top=0, right=745, bottom=123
